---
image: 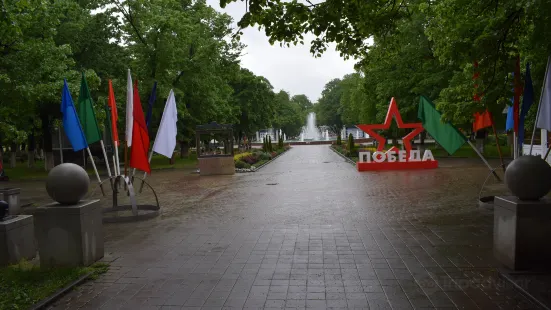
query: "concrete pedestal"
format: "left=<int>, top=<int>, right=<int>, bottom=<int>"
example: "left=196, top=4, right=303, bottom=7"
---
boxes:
left=0, top=188, right=21, bottom=215
left=0, top=215, right=36, bottom=266
left=198, top=156, right=235, bottom=176
left=33, top=200, right=103, bottom=267
left=494, top=196, right=551, bottom=270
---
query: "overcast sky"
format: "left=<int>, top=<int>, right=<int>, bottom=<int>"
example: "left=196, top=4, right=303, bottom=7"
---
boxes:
left=206, top=0, right=356, bottom=102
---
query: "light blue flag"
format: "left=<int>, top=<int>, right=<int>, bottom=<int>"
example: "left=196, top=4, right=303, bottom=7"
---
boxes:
left=61, top=80, right=88, bottom=151
left=506, top=105, right=514, bottom=131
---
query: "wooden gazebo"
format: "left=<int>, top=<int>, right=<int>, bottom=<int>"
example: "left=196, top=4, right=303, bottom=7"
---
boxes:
left=195, top=122, right=235, bottom=175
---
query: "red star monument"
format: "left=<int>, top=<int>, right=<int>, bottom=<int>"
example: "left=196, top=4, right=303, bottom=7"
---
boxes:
left=356, top=97, right=424, bottom=156
left=354, top=97, right=437, bottom=171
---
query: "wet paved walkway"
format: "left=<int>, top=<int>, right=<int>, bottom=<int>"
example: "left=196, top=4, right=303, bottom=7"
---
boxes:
left=52, top=146, right=535, bottom=309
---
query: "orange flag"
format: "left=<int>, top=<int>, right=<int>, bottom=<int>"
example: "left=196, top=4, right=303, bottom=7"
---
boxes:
left=129, top=81, right=151, bottom=173
left=107, top=80, right=119, bottom=145
left=473, top=110, right=493, bottom=132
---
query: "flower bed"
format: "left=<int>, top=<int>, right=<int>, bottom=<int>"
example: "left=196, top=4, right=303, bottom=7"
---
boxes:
left=234, top=145, right=291, bottom=172
left=331, top=144, right=377, bottom=162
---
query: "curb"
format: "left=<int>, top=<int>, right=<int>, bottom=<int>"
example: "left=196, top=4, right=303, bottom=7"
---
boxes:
left=329, top=146, right=356, bottom=166
left=29, top=272, right=93, bottom=310
left=236, top=148, right=292, bottom=173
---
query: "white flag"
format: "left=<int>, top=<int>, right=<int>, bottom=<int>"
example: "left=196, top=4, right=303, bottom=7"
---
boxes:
left=152, top=89, right=178, bottom=158
left=126, top=69, right=133, bottom=146
left=537, top=56, right=551, bottom=131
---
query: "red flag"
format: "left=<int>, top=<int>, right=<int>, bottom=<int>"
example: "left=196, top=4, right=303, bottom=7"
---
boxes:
left=473, top=110, right=493, bottom=132
left=129, top=81, right=151, bottom=173
left=107, top=80, right=119, bottom=144
left=513, top=55, right=522, bottom=133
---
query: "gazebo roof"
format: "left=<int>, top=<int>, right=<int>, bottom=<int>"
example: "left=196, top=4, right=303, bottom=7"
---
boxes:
left=196, top=122, right=233, bottom=133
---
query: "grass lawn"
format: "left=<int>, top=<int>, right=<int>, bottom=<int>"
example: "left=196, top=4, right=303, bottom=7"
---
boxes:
left=429, top=144, right=512, bottom=158
left=0, top=261, right=108, bottom=310
left=3, top=154, right=198, bottom=181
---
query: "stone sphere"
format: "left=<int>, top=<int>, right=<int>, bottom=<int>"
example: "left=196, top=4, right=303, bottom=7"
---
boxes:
left=46, top=163, right=90, bottom=205
left=504, top=155, right=551, bottom=200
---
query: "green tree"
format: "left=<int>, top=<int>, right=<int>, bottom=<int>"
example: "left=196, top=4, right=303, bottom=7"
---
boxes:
left=229, top=68, right=277, bottom=140
left=291, top=94, right=313, bottom=115
left=273, top=91, right=304, bottom=138
left=347, top=133, right=355, bottom=152
left=315, top=79, right=344, bottom=134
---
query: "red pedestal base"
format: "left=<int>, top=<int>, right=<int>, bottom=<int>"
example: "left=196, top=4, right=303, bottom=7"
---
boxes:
left=357, top=160, right=438, bottom=171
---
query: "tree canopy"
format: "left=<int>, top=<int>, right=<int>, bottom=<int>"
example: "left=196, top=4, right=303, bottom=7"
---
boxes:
left=223, top=0, right=551, bottom=128
left=0, top=0, right=311, bottom=168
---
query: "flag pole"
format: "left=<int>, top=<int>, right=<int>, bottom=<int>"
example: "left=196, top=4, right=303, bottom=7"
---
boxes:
left=467, top=140, right=501, bottom=181
left=529, top=56, right=551, bottom=155
left=513, top=132, right=518, bottom=159
left=58, top=127, right=64, bottom=164
left=139, top=151, right=154, bottom=193
left=489, top=113, right=505, bottom=172
left=86, top=147, right=105, bottom=195
left=124, top=141, right=129, bottom=176
left=99, top=139, right=113, bottom=189
left=544, top=146, right=551, bottom=161
left=114, top=141, right=120, bottom=175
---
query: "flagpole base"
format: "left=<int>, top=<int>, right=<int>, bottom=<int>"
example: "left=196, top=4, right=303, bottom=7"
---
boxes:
left=102, top=204, right=159, bottom=223
left=98, top=175, right=160, bottom=223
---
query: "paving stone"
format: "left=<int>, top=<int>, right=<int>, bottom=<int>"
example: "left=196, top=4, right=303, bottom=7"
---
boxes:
left=32, top=147, right=541, bottom=310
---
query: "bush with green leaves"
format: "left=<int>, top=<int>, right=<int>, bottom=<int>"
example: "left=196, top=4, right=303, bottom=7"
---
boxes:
left=268, top=136, right=273, bottom=152
left=259, top=152, right=272, bottom=160
left=336, top=134, right=342, bottom=145
left=235, top=160, right=251, bottom=169
left=347, top=133, right=355, bottom=151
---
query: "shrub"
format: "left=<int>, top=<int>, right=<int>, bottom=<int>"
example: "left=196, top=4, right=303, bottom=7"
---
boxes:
left=278, top=135, right=284, bottom=148
left=235, top=160, right=251, bottom=169
left=347, top=133, right=355, bottom=151
left=242, top=155, right=258, bottom=165
left=268, top=136, right=273, bottom=152
left=234, top=152, right=252, bottom=161
left=260, top=152, right=272, bottom=160
left=336, top=134, right=342, bottom=145
left=271, top=151, right=277, bottom=158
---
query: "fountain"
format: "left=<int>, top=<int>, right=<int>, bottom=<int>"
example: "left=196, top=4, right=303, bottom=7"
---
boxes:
left=301, top=112, right=321, bottom=141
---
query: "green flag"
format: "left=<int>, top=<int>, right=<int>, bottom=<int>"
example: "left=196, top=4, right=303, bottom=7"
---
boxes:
left=418, top=96, right=467, bottom=155
left=77, top=73, right=102, bottom=144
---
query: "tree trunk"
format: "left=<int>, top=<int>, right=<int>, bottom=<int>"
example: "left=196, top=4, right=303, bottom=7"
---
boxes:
left=41, top=113, right=55, bottom=171
left=9, top=143, right=17, bottom=168
left=169, top=153, right=175, bottom=165
left=28, top=133, right=36, bottom=168
left=180, top=141, right=189, bottom=158
left=418, top=131, right=426, bottom=153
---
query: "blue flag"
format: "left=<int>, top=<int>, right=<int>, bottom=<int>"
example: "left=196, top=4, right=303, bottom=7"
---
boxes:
left=506, top=72, right=515, bottom=131
left=61, top=80, right=88, bottom=151
left=145, top=81, right=157, bottom=128
left=506, top=106, right=514, bottom=131
left=518, top=63, right=534, bottom=148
